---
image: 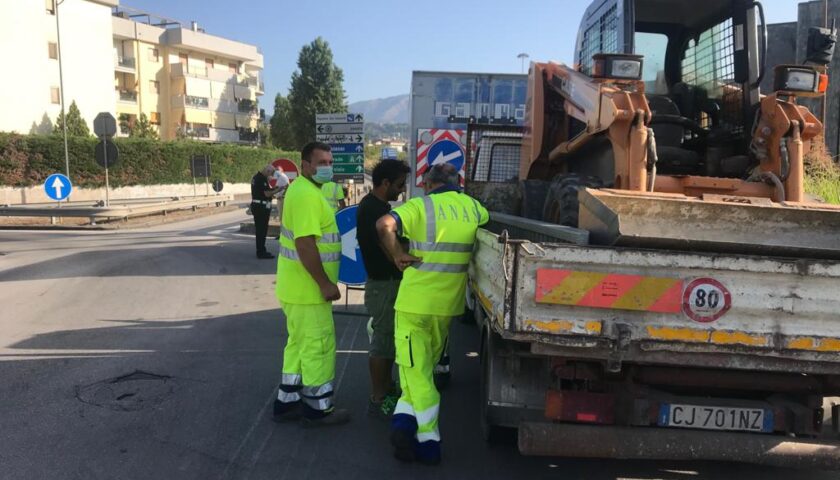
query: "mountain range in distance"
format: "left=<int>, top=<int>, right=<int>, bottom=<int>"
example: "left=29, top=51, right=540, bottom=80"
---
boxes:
left=348, top=94, right=408, bottom=124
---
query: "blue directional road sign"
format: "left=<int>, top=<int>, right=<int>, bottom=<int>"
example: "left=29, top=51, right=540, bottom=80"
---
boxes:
left=329, top=143, right=365, bottom=154
left=44, top=173, right=72, bottom=201
left=335, top=205, right=367, bottom=285
left=427, top=139, right=465, bottom=173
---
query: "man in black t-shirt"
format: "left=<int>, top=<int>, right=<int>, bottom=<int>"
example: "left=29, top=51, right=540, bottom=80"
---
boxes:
left=357, top=159, right=410, bottom=418
left=251, top=165, right=283, bottom=259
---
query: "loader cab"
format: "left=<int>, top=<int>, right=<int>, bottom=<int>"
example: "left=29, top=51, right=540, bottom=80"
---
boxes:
left=575, top=0, right=766, bottom=177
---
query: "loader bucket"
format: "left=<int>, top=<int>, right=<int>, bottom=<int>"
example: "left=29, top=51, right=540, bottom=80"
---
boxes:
left=578, top=188, right=840, bottom=260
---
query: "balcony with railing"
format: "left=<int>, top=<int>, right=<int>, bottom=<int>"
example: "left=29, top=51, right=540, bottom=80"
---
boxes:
left=170, top=62, right=251, bottom=85
left=115, top=56, right=136, bottom=72
left=117, top=90, right=137, bottom=103
left=177, top=125, right=257, bottom=144
left=237, top=99, right=259, bottom=116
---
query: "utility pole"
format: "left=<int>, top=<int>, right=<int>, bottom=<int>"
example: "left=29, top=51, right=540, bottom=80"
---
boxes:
left=823, top=0, right=829, bottom=127
left=55, top=0, right=70, bottom=181
left=517, top=53, right=530, bottom=74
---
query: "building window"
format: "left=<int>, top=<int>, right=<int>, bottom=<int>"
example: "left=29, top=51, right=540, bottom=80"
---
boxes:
left=205, top=58, right=214, bottom=71
left=48, top=42, right=58, bottom=60
left=148, top=47, right=159, bottom=62
left=150, top=112, right=160, bottom=125
left=46, top=0, right=55, bottom=14
left=149, top=80, right=160, bottom=94
left=228, top=63, right=237, bottom=74
left=50, top=87, right=60, bottom=104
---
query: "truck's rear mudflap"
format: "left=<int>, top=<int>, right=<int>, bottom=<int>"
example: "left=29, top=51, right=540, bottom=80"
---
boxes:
left=518, top=422, right=840, bottom=470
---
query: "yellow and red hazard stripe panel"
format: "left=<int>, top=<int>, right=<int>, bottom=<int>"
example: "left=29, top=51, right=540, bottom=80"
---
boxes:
left=535, top=269, right=683, bottom=313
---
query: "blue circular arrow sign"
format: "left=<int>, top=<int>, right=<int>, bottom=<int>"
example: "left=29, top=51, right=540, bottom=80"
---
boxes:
left=427, top=139, right=465, bottom=173
left=44, top=173, right=72, bottom=201
left=335, top=205, right=367, bottom=285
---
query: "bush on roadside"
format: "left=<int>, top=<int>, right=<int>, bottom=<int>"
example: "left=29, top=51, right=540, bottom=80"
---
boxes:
left=804, top=135, right=840, bottom=204
left=0, top=132, right=299, bottom=188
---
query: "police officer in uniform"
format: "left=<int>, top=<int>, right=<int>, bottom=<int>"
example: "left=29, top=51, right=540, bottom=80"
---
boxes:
left=251, top=164, right=282, bottom=259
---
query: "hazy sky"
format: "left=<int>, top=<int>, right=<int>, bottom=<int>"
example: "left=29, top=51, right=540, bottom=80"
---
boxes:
left=124, top=0, right=802, bottom=104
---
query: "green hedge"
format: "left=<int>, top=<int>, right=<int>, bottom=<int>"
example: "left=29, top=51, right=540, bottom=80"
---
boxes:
left=0, top=132, right=299, bottom=188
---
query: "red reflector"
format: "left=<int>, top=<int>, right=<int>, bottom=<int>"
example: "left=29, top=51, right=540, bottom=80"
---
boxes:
left=545, top=390, right=615, bottom=424
left=576, top=413, right=598, bottom=422
left=819, top=74, right=829, bottom=93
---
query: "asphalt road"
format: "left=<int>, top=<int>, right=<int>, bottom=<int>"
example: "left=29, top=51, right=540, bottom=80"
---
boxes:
left=0, top=209, right=837, bottom=479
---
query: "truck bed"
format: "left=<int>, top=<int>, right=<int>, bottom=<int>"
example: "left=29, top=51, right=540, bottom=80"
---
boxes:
left=471, top=217, right=840, bottom=376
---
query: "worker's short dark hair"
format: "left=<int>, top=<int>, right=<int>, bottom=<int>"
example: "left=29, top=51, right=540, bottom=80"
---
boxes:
left=301, top=141, right=331, bottom=162
left=372, top=160, right=410, bottom=187
left=425, top=163, right=459, bottom=187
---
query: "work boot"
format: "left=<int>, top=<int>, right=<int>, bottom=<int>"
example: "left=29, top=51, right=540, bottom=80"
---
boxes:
left=257, top=252, right=275, bottom=259
left=390, top=428, right=416, bottom=463
left=415, top=441, right=442, bottom=466
left=300, top=408, right=350, bottom=428
left=272, top=400, right=302, bottom=422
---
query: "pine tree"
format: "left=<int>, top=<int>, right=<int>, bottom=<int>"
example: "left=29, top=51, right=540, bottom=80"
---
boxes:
left=132, top=113, right=159, bottom=139
left=54, top=101, right=90, bottom=137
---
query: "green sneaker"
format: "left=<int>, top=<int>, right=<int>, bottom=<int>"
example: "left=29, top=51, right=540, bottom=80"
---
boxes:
left=380, top=394, right=399, bottom=416
left=368, top=394, right=399, bottom=420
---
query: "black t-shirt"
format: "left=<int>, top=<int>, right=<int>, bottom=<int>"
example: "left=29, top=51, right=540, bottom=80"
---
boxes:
left=251, top=172, right=270, bottom=202
left=357, top=193, right=402, bottom=281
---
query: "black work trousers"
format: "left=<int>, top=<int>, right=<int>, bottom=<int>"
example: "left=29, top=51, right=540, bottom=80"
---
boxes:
left=252, top=203, right=270, bottom=254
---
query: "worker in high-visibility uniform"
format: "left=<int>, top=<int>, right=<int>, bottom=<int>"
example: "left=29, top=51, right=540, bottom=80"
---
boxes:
left=376, top=163, right=489, bottom=464
left=274, top=141, right=350, bottom=427
left=321, top=181, right=347, bottom=212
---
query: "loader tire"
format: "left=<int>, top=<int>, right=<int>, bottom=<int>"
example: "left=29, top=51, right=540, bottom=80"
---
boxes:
left=541, top=174, right=603, bottom=227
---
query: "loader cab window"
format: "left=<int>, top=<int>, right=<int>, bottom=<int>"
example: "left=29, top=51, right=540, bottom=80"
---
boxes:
left=634, top=32, right=668, bottom=95
left=680, top=17, right=743, bottom=133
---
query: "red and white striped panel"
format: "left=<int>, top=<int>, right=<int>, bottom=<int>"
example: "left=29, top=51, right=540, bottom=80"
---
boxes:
left=415, top=128, right=465, bottom=187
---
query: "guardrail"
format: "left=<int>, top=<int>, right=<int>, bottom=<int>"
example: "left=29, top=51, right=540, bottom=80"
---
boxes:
left=0, top=195, right=233, bottom=221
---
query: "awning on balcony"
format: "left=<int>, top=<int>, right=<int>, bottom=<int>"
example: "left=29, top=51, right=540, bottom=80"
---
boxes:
left=211, top=81, right=236, bottom=100
left=185, top=77, right=211, bottom=98
left=185, top=109, right=212, bottom=124
left=214, top=112, right=235, bottom=130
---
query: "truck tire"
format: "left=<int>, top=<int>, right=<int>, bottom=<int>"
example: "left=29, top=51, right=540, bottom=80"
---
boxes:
left=541, top=174, right=603, bottom=227
left=480, top=327, right=510, bottom=443
left=520, top=180, right=550, bottom=220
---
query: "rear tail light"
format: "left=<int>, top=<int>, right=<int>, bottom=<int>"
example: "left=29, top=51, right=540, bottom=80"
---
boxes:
left=545, top=390, right=615, bottom=424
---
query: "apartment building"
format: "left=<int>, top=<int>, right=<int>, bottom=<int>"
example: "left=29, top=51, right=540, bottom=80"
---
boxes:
left=0, top=1, right=264, bottom=144
left=112, top=6, right=264, bottom=142
left=0, top=0, right=118, bottom=135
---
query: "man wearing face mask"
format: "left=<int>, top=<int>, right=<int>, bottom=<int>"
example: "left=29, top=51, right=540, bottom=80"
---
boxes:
left=274, top=141, right=350, bottom=427
left=356, top=159, right=410, bottom=419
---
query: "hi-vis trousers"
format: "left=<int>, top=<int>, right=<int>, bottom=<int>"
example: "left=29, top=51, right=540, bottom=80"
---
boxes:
left=276, top=302, right=336, bottom=418
left=391, top=311, right=453, bottom=446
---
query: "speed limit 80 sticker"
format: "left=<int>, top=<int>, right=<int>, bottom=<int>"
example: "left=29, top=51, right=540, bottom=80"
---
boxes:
left=682, top=278, right=732, bottom=323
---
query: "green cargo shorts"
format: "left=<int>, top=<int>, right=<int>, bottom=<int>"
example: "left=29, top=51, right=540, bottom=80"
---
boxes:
left=364, top=279, right=400, bottom=359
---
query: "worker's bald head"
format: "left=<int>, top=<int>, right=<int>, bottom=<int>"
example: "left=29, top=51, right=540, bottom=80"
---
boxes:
left=261, top=164, right=275, bottom=176
left=423, top=163, right=460, bottom=193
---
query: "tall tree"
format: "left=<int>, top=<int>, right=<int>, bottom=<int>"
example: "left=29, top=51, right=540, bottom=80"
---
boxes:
left=288, top=37, right=346, bottom=148
left=270, top=94, right=295, bottom=149
left=54, top=100, right=90, bottom=137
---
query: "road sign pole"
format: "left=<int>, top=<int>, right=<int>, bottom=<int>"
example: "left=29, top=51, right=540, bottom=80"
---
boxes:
left=103, top=140, right=110, bottom=207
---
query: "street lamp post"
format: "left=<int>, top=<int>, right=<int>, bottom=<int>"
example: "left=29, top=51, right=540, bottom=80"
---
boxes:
left=517, top=53, right=530, bottom=74
left=55, top=0, right=70, bottom=180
